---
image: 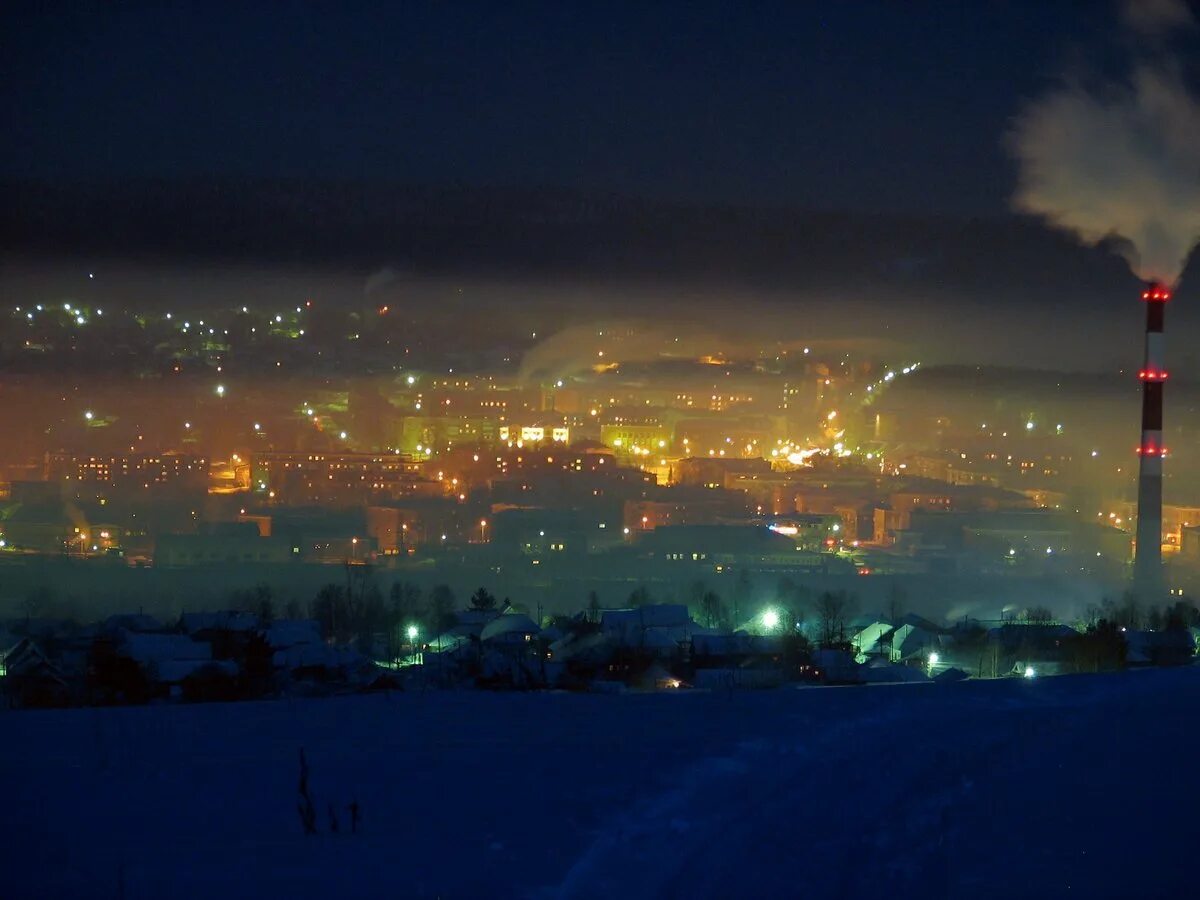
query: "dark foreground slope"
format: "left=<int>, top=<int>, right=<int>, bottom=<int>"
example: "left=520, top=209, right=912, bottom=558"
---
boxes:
left=1, top=669, right=1193, bottom=899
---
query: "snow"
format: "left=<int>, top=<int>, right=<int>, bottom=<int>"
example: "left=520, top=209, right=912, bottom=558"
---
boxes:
left=121, top=632, right=211, bottom=665
left=480, top=612, right=539, bottom=642
left=264, top=618, right=322, bottom=649
left=179, top=611, right=260, bottom=634
left=2, top=669, right=1197, bottom=898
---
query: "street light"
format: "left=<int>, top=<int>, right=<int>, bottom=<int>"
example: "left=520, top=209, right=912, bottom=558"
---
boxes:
left=761, top=608, right=780, bottom=631
left=479, top=519, right=488, bottom=542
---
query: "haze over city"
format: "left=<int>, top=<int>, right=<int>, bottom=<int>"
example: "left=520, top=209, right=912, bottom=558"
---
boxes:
left=2, top=2, right=1199, bottom=898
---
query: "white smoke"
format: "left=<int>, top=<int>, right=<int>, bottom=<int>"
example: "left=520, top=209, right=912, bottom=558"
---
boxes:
left=1122, top=0, right=1195, bottom=36
left=1009, top=0, right=1200, bottom=283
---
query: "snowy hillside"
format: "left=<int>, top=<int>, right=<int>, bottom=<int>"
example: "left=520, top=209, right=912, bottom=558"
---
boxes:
left=2, top=671, right=1195, bottom=898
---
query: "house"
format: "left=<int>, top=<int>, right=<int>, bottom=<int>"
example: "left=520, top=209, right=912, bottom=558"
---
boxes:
left=180, top=611, right=261, bottom=659
left=180, top=611, right=260, bottom=635
left=1123, top=629, right=1195, bottom=667
left=988, top=623, right=1076, bottom=676
left=601, top=604, right=700, bottom=654
left=477, top=613, right=545, bottom=688
left=102, top=613, right=163, bottom=634
left=810, top=648, right=862, bottom=685
left=480, top=613, right=540, bottom=645
left=691, top=632, right=782, bottom=666
left=547, top=630, right=611, bottom=668
left=271, top=641, right=366, bottom=681
left=119, top=631, right=231, bottom=689
left=448, top=609, right=502, bottom=639
left=2, top=638, right=71, bottom=708
left=264, top=619, right=323, bottom=654
left=889, top=623, right=943, bottom=663
left=849, top=620, right=896, bottom=661
left=261, top=620, right=368, bottom=682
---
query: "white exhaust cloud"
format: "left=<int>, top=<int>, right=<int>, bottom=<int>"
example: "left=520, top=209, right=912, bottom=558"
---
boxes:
left=1009, top=0, right=1200, bottom=283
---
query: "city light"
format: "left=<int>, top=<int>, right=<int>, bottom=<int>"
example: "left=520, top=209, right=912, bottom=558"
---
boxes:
left=84, top=411, right=93, bottom=421
left=215, top=384, right=225, bottom=397
left=760, top=608, right=780, bottom=630
left=407, top=625, right=418, bottom=641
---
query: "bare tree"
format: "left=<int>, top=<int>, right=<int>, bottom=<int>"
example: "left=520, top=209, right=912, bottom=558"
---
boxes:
left=429, top=584, right=456, bottom=635
left=700, top=591, right=726, bottom=629
left=1023, top=605, right=1054, bottom=624
left=885, top=583, right=907, bottom=623
left=815, top=590, right=852, bottom=648
left=628, top=586, right=653, bottom=608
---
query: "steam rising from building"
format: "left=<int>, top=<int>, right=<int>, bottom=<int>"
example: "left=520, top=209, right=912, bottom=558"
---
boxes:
left=1008, top=0, right=1200, bottom=282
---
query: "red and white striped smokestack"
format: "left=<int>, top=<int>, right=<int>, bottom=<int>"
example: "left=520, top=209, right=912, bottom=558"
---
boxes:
left=1133, top=281, right=1170, bottom=597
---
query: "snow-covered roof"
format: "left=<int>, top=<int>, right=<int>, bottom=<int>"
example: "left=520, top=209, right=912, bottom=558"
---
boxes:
left=691, top=632, right=781, bottom=657
left=480, top=613, right=539, bottom=642
left=264, top=619, right=322, bottom=649
left=157, top=659, right=237, bottom=684
left=3, top=638, right=60, bottom=676
left=103, top=614, right=163, bottom=633
left=891, top=624, right=943, bottom=660
left=121, top=632, right=211, bottom=665
left=900, top=612, right=946, bottom=633
left=451, top=609, right=502, bottom=635
left=600, top=605, right=701, bottom=649
left=850, top=622, right=894, bottom=655
left=273, top=643, right=362, bottom=671
left=180, top=611, right=260, bottom=633
left=602, top=604, right=691, bottom=632
left=548, top=631, right=610, bottom=663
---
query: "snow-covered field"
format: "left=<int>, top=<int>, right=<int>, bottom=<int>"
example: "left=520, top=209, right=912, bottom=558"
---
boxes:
left=3, top=670, right=1195, bottom=899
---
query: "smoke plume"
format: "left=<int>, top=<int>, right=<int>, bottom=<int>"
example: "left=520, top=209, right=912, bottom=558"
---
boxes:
left=1009, top=0, right=1200, bottom=283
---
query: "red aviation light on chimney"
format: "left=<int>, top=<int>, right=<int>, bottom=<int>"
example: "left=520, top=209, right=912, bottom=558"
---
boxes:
left=1142, top=282, right=1172, bottom=302
left=1137, top=444, right=1168, bottom=457
left=1138, top=369, right=1169, bottom=381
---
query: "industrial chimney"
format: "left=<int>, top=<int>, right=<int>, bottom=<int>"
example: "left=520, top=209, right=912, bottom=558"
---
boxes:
left=1133, top=281, right=1171, bottom=598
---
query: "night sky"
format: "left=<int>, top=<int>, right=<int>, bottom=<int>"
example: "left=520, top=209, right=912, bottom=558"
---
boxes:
left=2, top=1, right=1126, bottom=215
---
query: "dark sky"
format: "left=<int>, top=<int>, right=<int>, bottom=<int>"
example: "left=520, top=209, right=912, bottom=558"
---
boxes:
left=2, top=1, right=1121, bottom=215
